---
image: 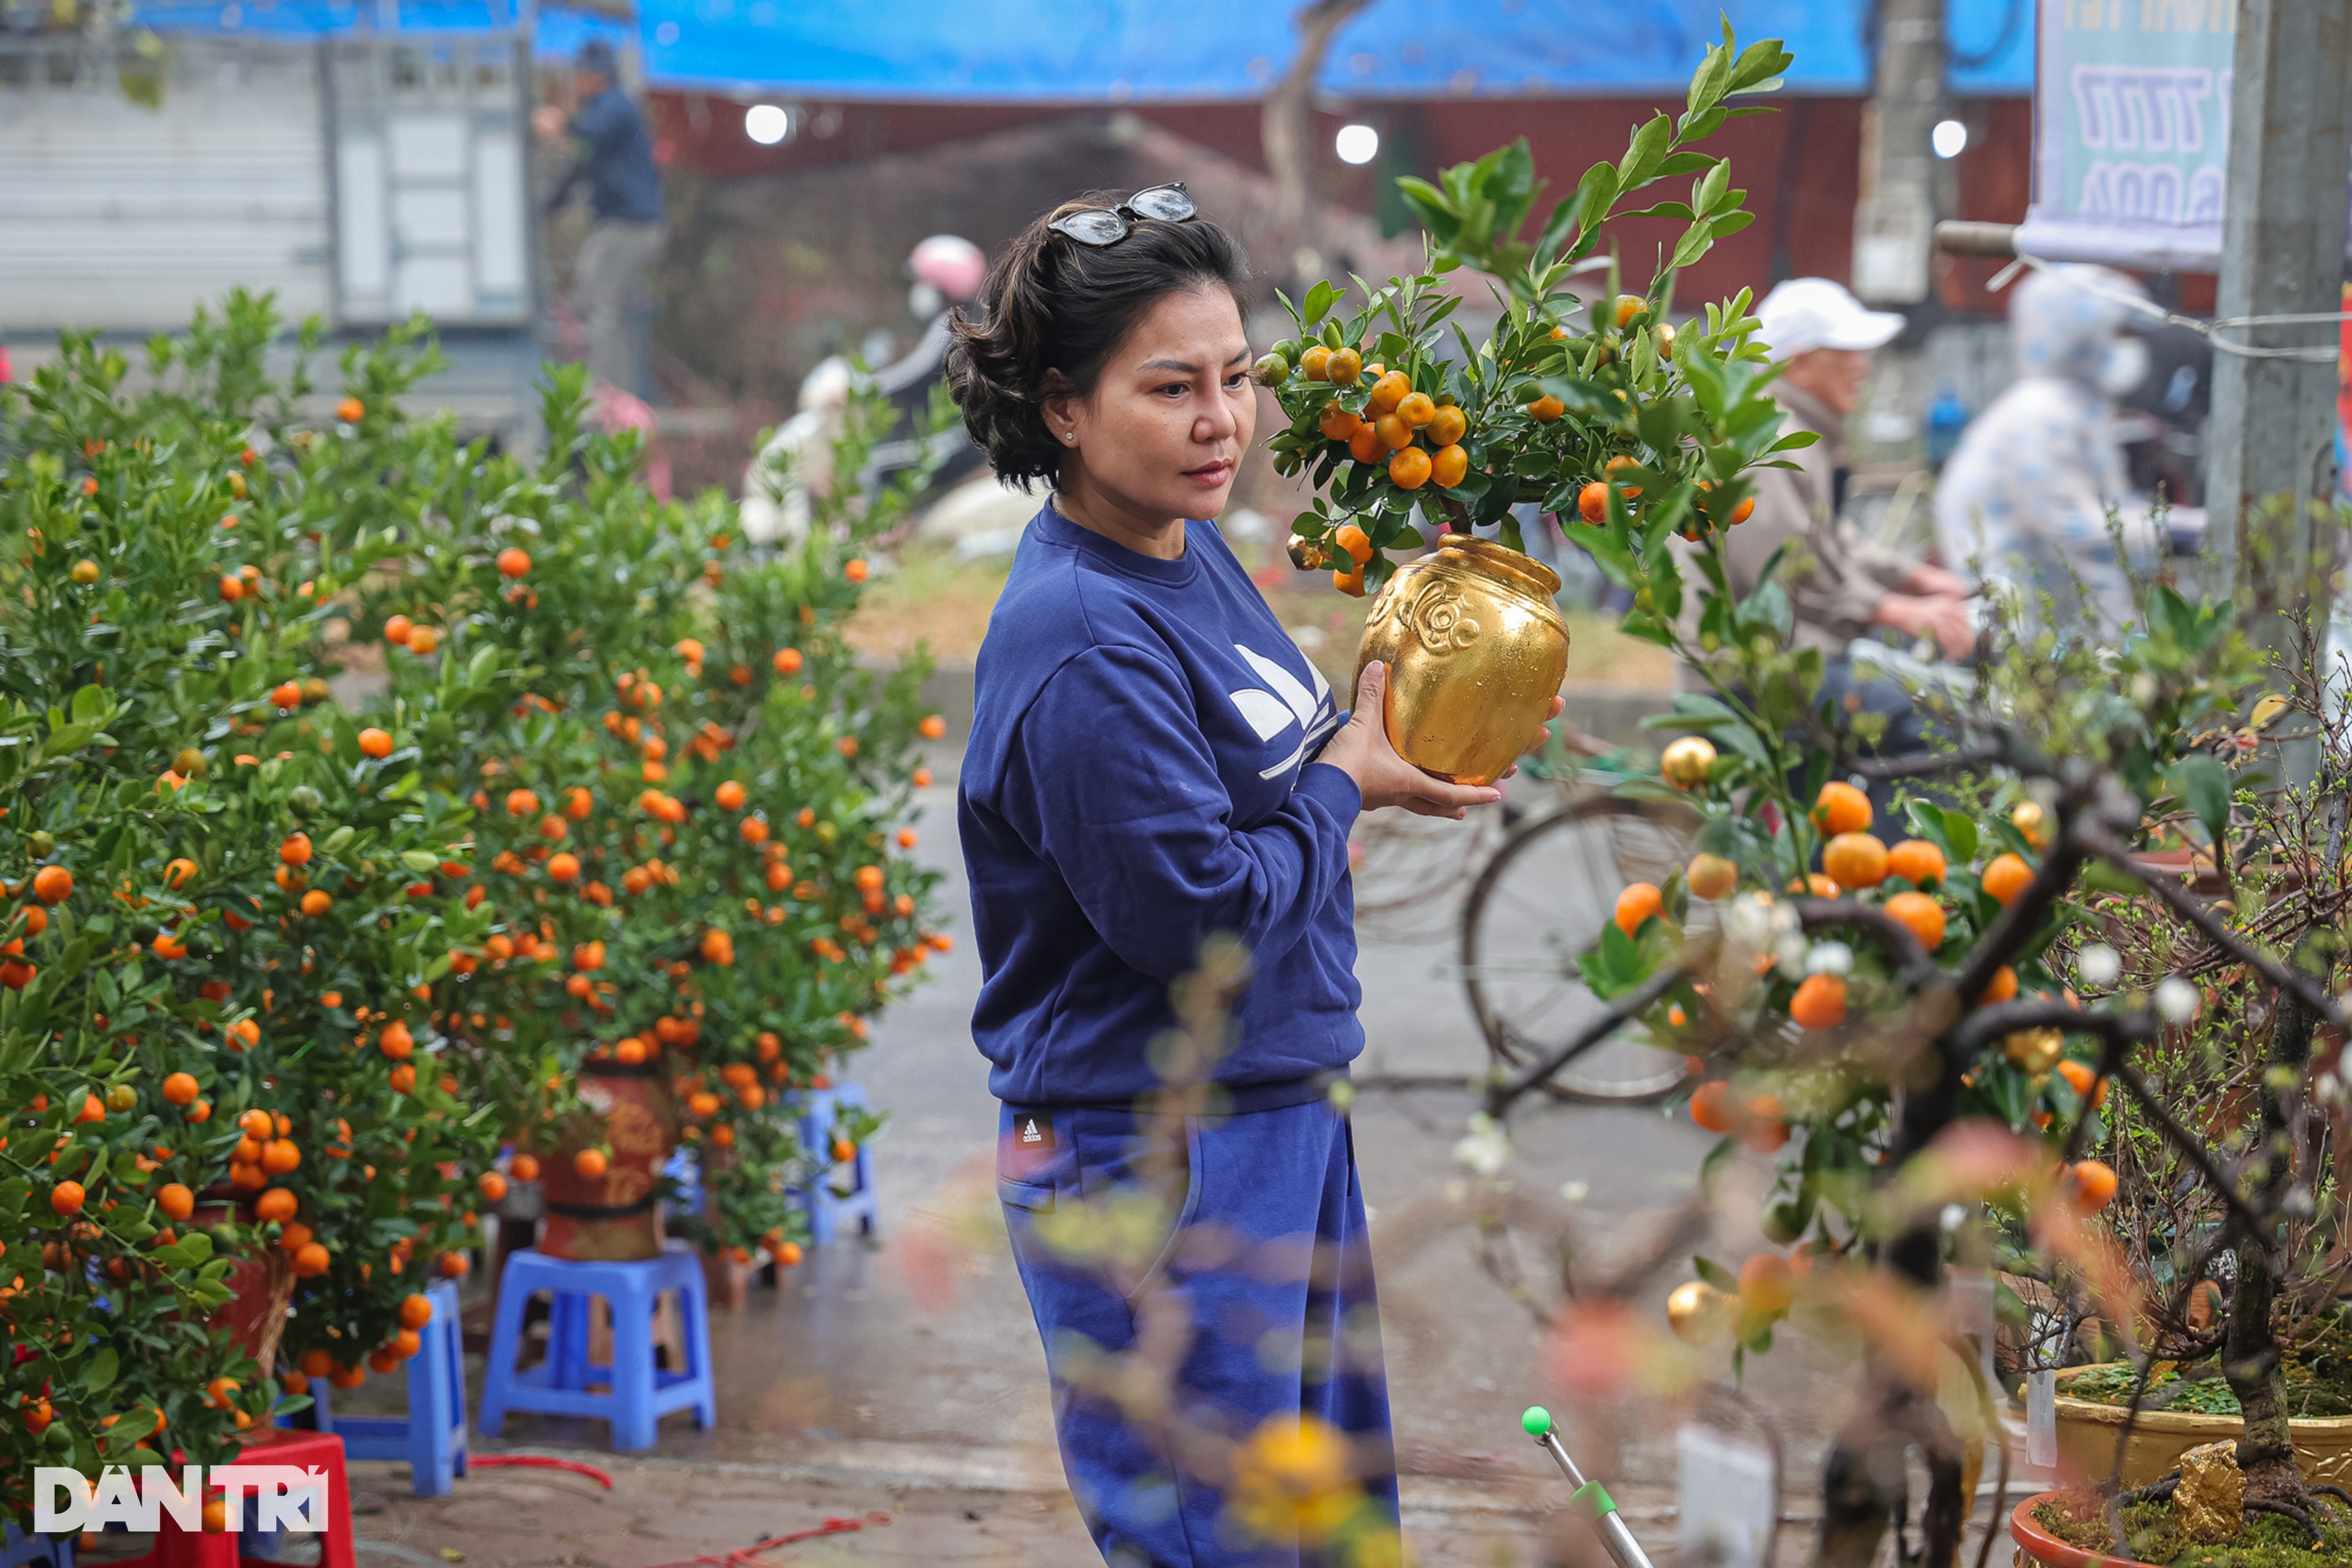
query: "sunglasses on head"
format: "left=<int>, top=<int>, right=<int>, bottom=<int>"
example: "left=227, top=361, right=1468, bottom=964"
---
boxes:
left=1047, top=183, right=1198, bottom=247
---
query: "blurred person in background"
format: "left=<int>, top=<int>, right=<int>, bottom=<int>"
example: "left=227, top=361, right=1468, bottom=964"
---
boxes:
left=1699, top=278, right=1976, bottom=668
left=1934, top=265, right=2200, bottom=627
left=739, top=357, right=853, bottom=546
left=536, top=39, right=666, bottom=397
left=1677, top=281, right=1976, bottom=788
left=874, top=234, right=992, bottom=489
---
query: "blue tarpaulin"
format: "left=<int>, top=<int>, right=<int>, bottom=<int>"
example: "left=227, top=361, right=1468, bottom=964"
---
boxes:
left=126, top=0, right=2034, bottom=96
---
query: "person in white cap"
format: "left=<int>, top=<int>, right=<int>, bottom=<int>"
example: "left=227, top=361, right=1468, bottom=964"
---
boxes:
left=1688, top=278, right=1975, bottom=669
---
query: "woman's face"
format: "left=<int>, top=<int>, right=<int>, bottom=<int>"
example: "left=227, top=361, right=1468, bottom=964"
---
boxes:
left=1049, top=284, right=1257, bottom=524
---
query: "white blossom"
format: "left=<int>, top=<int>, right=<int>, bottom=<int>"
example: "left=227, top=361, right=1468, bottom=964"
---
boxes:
left=2155, top=976, right=2200, bottom=1024
left=2078, top=943, right=2122, bottom=989
left=1724, top=893, right=1777, bottom=949
left=1453, top=1113, right=1512, bottom=1178
left=1806, top=941, right=1854, bottom=977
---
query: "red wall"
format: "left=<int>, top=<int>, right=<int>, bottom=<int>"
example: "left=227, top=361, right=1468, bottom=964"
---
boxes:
left=650, top=90, right=2039, bottom=317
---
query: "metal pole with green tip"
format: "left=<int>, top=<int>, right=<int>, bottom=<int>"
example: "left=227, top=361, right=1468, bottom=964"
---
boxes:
left=1522, top=1406, right=1657, bottom=1568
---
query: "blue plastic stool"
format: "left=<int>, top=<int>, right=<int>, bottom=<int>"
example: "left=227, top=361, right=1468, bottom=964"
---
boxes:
left=476, top=1246, right=715, bottom=1452
left=296, top=1278, right=468, bottom=1495
left=2, top=1526, right=73, bottom=1568
left=795, top=1081, right=880, bottom=1245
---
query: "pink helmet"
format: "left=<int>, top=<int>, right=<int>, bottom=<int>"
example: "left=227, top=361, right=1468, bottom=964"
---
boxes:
left=909, top=235, right=987, bottom=304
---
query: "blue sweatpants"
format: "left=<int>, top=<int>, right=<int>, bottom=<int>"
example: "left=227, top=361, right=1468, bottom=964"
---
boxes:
left=996, top=1094, right=1400, bottom=1568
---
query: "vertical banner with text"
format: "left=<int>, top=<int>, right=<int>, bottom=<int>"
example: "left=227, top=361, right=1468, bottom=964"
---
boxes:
left=2016, top=0, right=2236, bottom=270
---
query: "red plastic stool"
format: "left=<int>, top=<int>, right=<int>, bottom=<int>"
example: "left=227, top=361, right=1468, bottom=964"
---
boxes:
left=113, top=1429, right=356, bottom=1568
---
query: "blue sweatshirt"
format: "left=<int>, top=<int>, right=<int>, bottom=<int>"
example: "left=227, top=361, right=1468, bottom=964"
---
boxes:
left=960, top=502, right=1363, bottom=1107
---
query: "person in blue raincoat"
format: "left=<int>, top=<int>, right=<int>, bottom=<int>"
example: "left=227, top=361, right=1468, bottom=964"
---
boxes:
left=944, top=187, right=1552, bottom=1567
left=1933, top=265, right=2199, bottom=627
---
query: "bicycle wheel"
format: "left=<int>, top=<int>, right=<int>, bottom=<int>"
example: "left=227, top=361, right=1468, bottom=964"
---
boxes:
left=1349, top=807, right=1504, bottom=941
left=1460, top=796, right=1700, bottom=1103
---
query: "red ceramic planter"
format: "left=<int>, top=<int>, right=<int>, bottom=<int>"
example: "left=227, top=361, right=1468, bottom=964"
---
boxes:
left=2011, top=1492, right=2166, bottom=1568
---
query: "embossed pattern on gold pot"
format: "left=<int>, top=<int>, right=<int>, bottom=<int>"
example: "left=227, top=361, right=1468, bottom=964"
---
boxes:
left=1352, top=536, right=1569, bottom=786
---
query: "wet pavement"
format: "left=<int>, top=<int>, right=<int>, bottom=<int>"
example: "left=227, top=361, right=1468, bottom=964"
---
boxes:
left=314, top=751, right=1875, bottom=1566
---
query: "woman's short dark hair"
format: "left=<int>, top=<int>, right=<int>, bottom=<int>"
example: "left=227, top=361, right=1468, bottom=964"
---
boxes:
left=946, top=193, right=1249, bottom=490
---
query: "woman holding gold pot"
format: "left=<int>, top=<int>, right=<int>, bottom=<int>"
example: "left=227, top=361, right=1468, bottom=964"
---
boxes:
left=947, top=187, right=1552, bottom=1566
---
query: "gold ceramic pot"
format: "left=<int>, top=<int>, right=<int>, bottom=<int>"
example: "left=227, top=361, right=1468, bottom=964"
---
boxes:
left=2049, top=1365, right=2352, bottom=1486
left=1353, top=536, right=1569, bottom=786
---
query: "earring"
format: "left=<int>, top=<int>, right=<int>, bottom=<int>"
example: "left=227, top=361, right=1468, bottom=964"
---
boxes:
left=1063, top=432, right=1076, bottom=443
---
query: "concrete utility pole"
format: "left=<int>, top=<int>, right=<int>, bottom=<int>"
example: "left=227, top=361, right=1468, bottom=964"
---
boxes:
left=1849, top=0, right=1947, bottom=308
left=2206, top=0, right=2352, bottom=609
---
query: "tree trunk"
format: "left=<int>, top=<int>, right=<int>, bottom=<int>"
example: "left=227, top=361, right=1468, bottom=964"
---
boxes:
left=2222, top=985, right=2313, bottom=1500
left=1259, top=0, right=1370, bottom=284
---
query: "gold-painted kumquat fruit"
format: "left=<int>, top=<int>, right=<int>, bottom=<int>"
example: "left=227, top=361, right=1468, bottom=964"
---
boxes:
left=1660, top=735, right=1717, bottom=789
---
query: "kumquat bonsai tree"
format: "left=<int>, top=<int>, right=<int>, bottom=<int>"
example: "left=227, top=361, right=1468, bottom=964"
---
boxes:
left=0, top=305, right=500, bottom=1524
left=328, top=353, right=947, bottom=1268
left=1261, top=20, right=1801, bottom=598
